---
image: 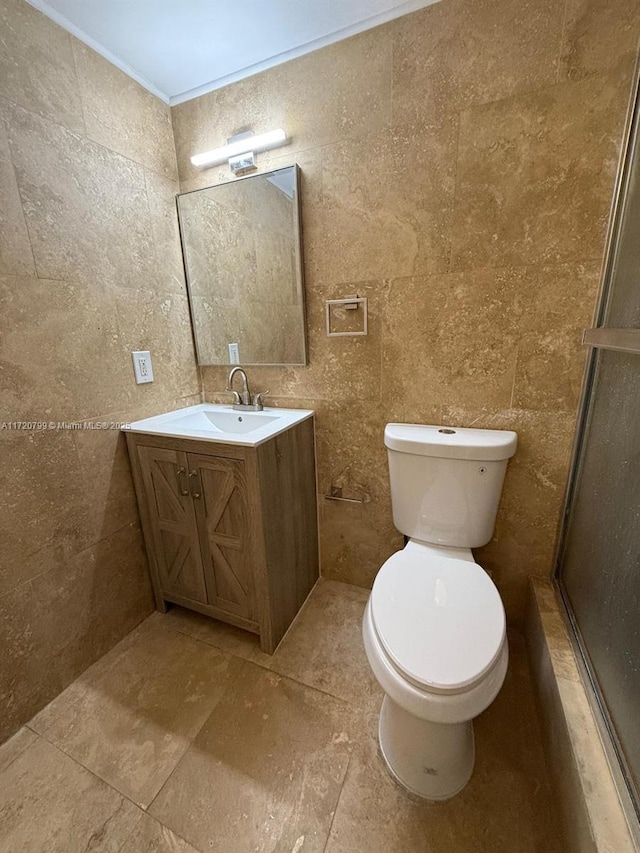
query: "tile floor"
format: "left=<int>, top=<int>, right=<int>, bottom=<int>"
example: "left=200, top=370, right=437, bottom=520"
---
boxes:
left=0, top=579, right=562, bottom=852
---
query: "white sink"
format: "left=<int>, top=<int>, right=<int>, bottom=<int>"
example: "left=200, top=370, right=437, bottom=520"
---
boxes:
left=126, top=403, right=313, bottom=446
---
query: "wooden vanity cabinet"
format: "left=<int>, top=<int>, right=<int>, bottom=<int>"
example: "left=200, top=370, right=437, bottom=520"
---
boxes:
left=126, top=417, right=319, bottom=653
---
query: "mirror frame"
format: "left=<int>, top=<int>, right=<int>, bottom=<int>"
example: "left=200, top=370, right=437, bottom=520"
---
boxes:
left=176, top=164, right=308, bottom=367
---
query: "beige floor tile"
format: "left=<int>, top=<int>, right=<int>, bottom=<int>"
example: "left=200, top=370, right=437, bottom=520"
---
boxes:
left=0, top=725, right=38, bottom=773
left=119, top=812, right=201, bottom=853
left=249, top=579, right=383, bottom=711
left=326, top=633, right=562, bottom=853
left=157, top=606, right=261, bottom=660
left=32, top=617, right=241, bottom=808
left=149, top=661, right=356, bottom=853
left=0, top=736, right=141, bottom=853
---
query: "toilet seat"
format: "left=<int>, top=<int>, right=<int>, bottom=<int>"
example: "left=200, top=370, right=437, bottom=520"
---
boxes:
left=370, top=548, right=506, bottom=695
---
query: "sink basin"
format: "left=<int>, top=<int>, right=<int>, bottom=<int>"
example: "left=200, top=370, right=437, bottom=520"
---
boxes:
left=203, top=410, right=278, bottom=434
left=125, top=404, right=313, bottom=446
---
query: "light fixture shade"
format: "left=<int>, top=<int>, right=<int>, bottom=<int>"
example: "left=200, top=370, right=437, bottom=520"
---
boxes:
left=190, top=129, right=287, bottom=168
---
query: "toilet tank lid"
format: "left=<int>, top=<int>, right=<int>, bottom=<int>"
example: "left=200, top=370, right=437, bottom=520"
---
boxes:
left=384, top=423, right=517, bottom=461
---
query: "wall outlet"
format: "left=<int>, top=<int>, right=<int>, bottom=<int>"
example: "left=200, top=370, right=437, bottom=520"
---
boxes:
left=228, top=343, right=240, bottom=364
left=132, top=350, right=154, bottom=384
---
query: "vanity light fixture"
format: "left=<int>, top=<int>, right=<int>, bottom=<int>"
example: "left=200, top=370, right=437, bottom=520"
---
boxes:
left=190, top=128, right=288, bottom=170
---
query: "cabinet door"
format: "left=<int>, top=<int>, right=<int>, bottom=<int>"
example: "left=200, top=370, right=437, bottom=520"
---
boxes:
left=188, top=453, right=256, bottom=622
left=137, top=446, right=207, bottom=603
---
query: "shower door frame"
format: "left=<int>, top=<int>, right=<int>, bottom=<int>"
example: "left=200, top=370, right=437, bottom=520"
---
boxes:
left=553, top=54, right=640, bottom=840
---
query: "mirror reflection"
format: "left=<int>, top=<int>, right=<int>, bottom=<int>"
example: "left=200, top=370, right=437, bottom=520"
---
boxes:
left=177, top=165, right=307, bottom=366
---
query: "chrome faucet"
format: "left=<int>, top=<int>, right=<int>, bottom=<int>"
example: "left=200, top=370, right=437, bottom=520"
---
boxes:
left=226, top=367, right=269, bottom=411
left=227, top=366, right=250, bottom=405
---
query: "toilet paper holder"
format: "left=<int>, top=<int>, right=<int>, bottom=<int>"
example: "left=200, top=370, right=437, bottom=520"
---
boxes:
left=324, top=486, right=365, bottom=505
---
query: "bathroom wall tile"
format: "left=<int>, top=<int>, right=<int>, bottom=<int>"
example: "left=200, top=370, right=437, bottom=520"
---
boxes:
left=72, top=41, right=177, bottom=180
left=560, top=0, right=640, bottom=80
left=304, top=117, right=457, bottom=284
left=382, top=271, right=521, bottom=411
left=451, top=62, right=633, bottom=271
left=320, top=499, right=403, bottom=590
left=7, top=104, right=156, bottom=288
left=464, top=407, right=577, bottom=623
left=0, top=156, right=36, bottom=277
left=115, top=288, right=200, bottom=407
left=144, top=170, right=188, bottom=295
left=0, top=0, right=84, bottom=135
left=264, top=25, right=393, bottom=157
left=71, top=424, right=140, bottom=543
left=511, top=261, right=600, bottom=412
left=250, top=579, right=382, bottom=710
left=312, top=398, right=402, bottom=586
left=0, top=736, right=141, bottom=853
left=0, top=428, right=86, bottom=595
left=149, top=662, right=355, bottom=853
left=391, top=0, right=564, bottom=127
left=0, top=99, right=11, bottom=160
left=35, top=616, right=239, bottom=808
left=0, top=275, right=130, bottom=422
left=0, top=522, right=154, bottom=743
left=0, top=579, right=61, bottom=742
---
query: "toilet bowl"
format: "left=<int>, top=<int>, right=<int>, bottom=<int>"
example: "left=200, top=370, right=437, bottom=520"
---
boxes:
left=363, top=540, right=508, bottom=799
left=363, top=424, right=517, bottom=800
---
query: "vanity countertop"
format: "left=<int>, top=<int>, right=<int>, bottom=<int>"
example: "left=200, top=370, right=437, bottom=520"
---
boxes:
left=125, top=403, right=314, bottom=447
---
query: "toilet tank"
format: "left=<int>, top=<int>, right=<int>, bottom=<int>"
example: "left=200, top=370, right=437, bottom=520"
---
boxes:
left=385, top=424, right=517, bottom=549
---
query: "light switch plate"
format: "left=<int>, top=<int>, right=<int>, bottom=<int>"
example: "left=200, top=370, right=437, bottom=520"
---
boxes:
left=228, top=342, right=240, bottom=364
left=132, top=350, right=154, bottom=384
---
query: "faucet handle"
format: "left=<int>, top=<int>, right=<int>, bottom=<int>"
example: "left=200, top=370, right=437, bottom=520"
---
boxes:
left=225, top=388, right=241, bottom=405
left=252, top=390, right=270, bottom=408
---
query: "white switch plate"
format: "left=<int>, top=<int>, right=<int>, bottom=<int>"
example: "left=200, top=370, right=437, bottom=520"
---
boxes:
left=132, top=350, right=154, bottom=384
left=228, top=343, right=240, bottom=364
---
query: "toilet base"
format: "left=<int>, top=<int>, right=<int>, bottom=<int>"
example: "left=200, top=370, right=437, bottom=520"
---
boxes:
left=378, top=695, right=475, bottom=801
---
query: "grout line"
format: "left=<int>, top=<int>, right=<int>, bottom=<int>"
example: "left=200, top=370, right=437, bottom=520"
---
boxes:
left=556, top=0, right=570, bottom=84
left=448, top=108, right=462, bottom=272
left=45, top=737, right=147, bottom=813
left=144, top=658, right=249, bottom=816
left=509, top=349, right=519, bottom=409
left=68, top=33, right=88, bottom=139
left=321, top=752, right=354, bottom=853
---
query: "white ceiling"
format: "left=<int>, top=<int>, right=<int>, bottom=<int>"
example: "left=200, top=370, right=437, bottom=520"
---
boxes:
left=28, top=0, right=438, bottom=106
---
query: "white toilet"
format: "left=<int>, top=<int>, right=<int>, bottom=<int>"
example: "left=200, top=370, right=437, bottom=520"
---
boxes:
left=363, top=423, right=517, bottom=801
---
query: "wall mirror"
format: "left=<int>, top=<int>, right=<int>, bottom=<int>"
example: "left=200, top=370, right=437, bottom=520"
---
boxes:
left=177, top=165, right=307, bottom=366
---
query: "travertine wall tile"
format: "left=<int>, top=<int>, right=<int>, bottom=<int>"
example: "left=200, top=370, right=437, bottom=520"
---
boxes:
left=451, top=60, right=633, bottom=271
left=382, top=271, right=520, bottom=411
left=7, top=104, right=156, bottom=287
left=561, top=0, right=640, bottom=80
left=0, top=275, right=128, bottom=420
left=0, top=0, right=84, bottom=134
left=0, top=1, right=195, bottom=744
left=391, top=0, right=565, bottom=125
left=0, top=152, right=36, bottom=277
left=144, top=170, right=191, bottom=294
left=72, top=41, right=177, bottom=180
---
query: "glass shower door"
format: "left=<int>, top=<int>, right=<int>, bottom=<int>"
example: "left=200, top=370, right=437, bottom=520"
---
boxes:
left=556, top=73, right=640, bottom=815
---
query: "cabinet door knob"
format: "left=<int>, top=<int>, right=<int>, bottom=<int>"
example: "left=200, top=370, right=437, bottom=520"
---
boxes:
left=189, top=470, right=201, bottom=499
left=176, top=466, right=190, bottom=496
